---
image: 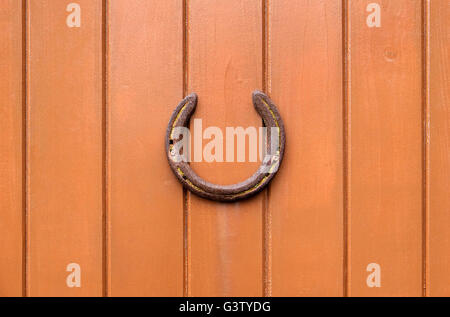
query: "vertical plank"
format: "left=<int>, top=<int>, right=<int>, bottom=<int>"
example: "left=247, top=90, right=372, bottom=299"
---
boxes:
left=28, top=0, right=103, bottom=296
left=348, top=0, right=423, bottom=296
left=0, top=0, right=23, bottom=297
left=429, top=0, right=450, bottom=296
left=268, top=0, right=344, bottom=296
left=108, top=0, right=184, bottom=296
left=187, top=0, right=263, bottom=296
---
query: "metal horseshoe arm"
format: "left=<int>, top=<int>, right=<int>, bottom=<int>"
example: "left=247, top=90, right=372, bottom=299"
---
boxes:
left=165, top=91, right=285, bottom=202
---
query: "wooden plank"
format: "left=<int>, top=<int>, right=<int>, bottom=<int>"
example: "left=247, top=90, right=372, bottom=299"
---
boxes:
left=108, top=0, right=184, bottom=296
left=0, top=0, right=23, bottom=297
left=268, top=0, right=344, bottom=296
left=187, top=0, right=263, bottom=296
left=429, top=0, right=450, bottom=296
left=348, top=0, right=423, bottom=296
left=28, top=0, right=103, bottom=296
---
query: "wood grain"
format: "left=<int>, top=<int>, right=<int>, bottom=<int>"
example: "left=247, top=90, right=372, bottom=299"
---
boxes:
left=268, top=0, right=344, bottom=296
left=348, top=0, right=423, bottom=296
left=429, top=0, right=450, bottom=296
left=27, top=0, right=103, bottom=296
left=108, top=0, right=184, bottom=296
left=187, top=0, right=263, bottom=296
left=0, top=0, right=23, bottom=297
left=1, top=0, right=449, bottom=297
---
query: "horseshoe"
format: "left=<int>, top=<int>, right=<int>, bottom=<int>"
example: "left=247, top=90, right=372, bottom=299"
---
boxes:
left=165, top=91, right=285, bottom=202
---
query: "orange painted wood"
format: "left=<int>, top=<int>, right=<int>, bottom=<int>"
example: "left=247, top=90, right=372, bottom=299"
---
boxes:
left=187, top=0, right=263, bottom=296
left=28, top=0, right=103, bottom=296
left=108, top=0, right=184, bottom=296
left=429, top=0, right=450, bottom=297
left=268, top=0, right=344, bottom=296
left=348, top=0, right=423, bottom=296
left=2, top=0, right=450, bottom=298
left=0, top=0, right=23, bottom=297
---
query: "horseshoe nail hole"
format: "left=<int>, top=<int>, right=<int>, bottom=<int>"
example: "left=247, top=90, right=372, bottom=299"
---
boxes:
left=182, top=175, right=187, bottom=180
left=169, top=139, right=174, bottom=145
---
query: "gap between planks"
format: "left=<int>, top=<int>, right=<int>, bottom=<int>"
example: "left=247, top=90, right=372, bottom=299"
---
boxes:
left=421, top=0, right=431, bottom=298
left=342, top=0, right=351, bottom=298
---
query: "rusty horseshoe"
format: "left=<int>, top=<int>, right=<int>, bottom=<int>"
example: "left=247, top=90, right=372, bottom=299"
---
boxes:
left=165, top=91, right=285, bottom=202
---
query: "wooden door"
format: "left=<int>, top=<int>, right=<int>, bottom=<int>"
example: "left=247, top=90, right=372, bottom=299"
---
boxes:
left=0, top=0, right=449, bottom=297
